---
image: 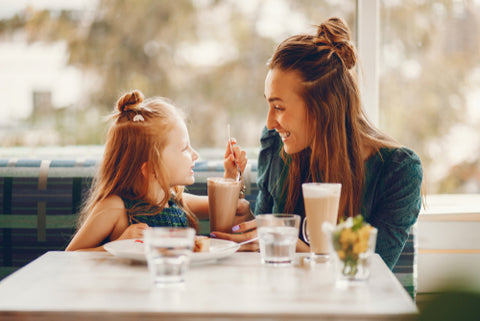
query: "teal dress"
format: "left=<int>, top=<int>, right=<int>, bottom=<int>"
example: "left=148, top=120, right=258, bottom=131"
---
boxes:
left=121, top=197, right=188, bottom=227
left=255, top=128, right=423, bottom=269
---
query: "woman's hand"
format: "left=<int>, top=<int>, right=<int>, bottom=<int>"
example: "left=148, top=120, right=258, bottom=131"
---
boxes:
left=211, top=219, right=258, bottom=252
left=296, top=238, right=310, bottom=252
left=117, top=223, right=149, bottom=240
left=234, top=198, right=253, bottom=226
left=224, top=138, right=247, bottom=180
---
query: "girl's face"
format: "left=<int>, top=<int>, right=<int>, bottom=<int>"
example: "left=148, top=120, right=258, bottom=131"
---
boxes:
left=264, top=68, right=312, bottom=154
left=162, top=120, right=199, bottom=186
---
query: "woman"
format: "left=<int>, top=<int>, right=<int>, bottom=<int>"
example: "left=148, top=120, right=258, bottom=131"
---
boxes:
left=215, top=17, right=423, bottom=269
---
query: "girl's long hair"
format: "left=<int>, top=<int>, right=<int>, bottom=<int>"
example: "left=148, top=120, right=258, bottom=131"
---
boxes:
left=268, top=17, right=400, bottom=219
left=77, top=90, right=198, bottom=230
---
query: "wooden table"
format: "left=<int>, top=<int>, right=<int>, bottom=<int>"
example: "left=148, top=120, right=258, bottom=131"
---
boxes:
left=0, top=251, right=417, bottom=321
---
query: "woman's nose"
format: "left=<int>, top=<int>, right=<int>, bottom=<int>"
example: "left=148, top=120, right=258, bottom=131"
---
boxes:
left=266, top=109, right=277, bottom=130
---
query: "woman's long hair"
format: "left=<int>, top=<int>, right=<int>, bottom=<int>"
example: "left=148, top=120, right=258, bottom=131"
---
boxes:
left=77, top=90, right=198, bottom=230
left=268, top=17, right=400, bottom=219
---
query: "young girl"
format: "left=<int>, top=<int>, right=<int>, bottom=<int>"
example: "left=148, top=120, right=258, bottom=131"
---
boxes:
left=66, top=90, right=247, bottom=251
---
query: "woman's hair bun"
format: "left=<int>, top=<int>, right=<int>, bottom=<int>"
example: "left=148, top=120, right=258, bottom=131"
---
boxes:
left=316, top=17, right=357, bottom=69
left=116, top=90, right=145, bottom=113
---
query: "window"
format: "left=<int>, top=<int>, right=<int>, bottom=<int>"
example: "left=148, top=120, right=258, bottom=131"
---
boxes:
left=379, top=0, right=480, bottom=194
left=1, top=0, right=477, bottom=194
left=0, top=0, right=355, bottom=153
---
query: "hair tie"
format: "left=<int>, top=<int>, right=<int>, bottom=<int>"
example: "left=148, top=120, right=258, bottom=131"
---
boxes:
left=133, top=112, right=144, bottom=122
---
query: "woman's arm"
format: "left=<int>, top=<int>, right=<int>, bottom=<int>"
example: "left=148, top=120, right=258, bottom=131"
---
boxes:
left=254, top=128, right=281, bottom=215
left=367, top=148, right=423, bottom=269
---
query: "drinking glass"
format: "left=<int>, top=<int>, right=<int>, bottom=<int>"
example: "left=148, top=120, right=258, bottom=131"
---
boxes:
left=302, top=183, right=341, bottom=263
left=324, top=218, right=378, bottom=282
left=207, top=177, right=242, bottom=233
left=143, top=227, right=195, bottom=287
left=256, top=214, right=301, bottom=266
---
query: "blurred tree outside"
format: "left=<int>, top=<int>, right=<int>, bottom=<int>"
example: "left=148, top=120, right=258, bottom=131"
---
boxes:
left=1, top=0, right=479, bottom=193
left=0, top=0, right=354, bottom=150
left=379, top=0, right=480, bottom=193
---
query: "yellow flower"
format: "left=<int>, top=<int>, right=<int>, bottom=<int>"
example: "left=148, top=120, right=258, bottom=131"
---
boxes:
left=339, top=228, right=358, bottom=246
left=350, top=225, right=372, bottom=254
left=337, top=249, right=346, bottom=260
left=358, top=225, right=373, bottom=242
left=353, top=240, right=369, bottom=254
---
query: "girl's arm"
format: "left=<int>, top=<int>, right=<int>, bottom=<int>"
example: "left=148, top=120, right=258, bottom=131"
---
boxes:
left=65, top=195, right=148, bottom=251
left=183, top=193, right=209, bottom=220
left=183, top=195, right=252, bottom=222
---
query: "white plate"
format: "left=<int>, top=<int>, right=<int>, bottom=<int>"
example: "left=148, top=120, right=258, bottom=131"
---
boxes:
left=104, top=238, right=239, bottom=264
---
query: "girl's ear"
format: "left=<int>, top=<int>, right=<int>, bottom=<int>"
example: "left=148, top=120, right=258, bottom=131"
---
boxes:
left=141, top=162, right=157, bottom=179
left=140, top=162, right=149, bottom=178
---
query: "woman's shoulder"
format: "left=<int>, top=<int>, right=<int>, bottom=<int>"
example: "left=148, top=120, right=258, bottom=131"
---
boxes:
left=377, top=147, right=421, bottom=166
left=374, top=147, right=423, bottom=180
left=258, top=127, right=283, bottom=172
left=260, top=127, right=281, bottom=148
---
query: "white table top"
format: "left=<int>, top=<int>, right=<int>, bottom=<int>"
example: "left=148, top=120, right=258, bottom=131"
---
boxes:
left=0, top=251, right=417, bottom=321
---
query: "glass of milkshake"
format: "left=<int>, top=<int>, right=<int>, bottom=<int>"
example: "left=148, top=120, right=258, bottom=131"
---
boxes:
left=207, top=177, right=242, bottom=233
left=301, top=183, right=342, bottom=263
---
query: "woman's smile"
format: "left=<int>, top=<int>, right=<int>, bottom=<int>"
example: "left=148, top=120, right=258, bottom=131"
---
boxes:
left=264, top=68, right=311, bottom=154
left=278, top=130, right=291, bottom=141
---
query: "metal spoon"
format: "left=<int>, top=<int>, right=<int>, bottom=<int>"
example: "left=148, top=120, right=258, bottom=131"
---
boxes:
left=228, top=124, right=242, bottom=181
left=219, top=236, right=259, bottom=252
left=237, top=236, right=259, bottom=247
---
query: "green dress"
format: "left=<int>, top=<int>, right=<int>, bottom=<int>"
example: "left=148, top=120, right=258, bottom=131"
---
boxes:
left=121, top=197, right=188, bottom=228
left=255, top=127, right=423, bottom=269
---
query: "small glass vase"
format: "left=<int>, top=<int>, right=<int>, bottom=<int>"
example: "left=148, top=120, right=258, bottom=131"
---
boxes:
left=323, top=217, right=378, bottom=282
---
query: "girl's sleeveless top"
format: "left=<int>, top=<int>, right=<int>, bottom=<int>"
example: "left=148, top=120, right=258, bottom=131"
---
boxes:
left=120, top=197, right=188, bottom=228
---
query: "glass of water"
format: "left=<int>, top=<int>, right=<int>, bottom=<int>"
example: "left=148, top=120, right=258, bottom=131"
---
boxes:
left=256, top=214, right=301, bottom=266
left=143, top=227, right=196, bottom=287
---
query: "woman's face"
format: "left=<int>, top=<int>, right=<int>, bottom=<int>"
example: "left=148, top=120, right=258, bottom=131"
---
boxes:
left=264, top=68, right=312, bottom=154
left=162, top=120, right=199, bottom=186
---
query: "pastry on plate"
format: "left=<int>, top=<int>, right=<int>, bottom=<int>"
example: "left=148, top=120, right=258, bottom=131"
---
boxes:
left=194, top=235, right=210, bottom=252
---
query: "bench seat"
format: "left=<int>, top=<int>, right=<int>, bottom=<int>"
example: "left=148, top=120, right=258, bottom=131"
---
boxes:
left=0, top=157, right=416, bottom=299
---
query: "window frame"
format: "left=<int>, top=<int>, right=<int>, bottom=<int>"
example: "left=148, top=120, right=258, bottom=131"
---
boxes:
left=356, top=0, right=380, bottom=127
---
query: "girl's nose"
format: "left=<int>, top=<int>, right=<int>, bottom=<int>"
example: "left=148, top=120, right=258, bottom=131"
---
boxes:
left=192, top=149, right=199, bottom=161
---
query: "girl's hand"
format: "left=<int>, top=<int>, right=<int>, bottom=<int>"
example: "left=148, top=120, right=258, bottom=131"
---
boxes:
left=117, top=223, right=149, bottom=240
left=224, top=138, right=247, bottom=180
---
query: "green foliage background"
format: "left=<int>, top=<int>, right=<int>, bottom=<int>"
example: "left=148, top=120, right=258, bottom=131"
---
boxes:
left=1, top=0, right=479, bottom=193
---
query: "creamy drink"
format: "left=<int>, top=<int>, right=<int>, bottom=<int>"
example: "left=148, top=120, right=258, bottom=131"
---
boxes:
left=302, top=183, right=341, bottom=259
left=207, top=177, right=242, bottom=233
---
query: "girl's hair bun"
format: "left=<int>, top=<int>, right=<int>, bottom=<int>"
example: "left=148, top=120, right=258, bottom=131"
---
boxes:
left=316, top=17, right=357, bottom=69
left=116, top=90, right=145, bottom=113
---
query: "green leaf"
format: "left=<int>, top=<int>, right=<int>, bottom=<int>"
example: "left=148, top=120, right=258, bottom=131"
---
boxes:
left=352, top=215, right=364, bottom=231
